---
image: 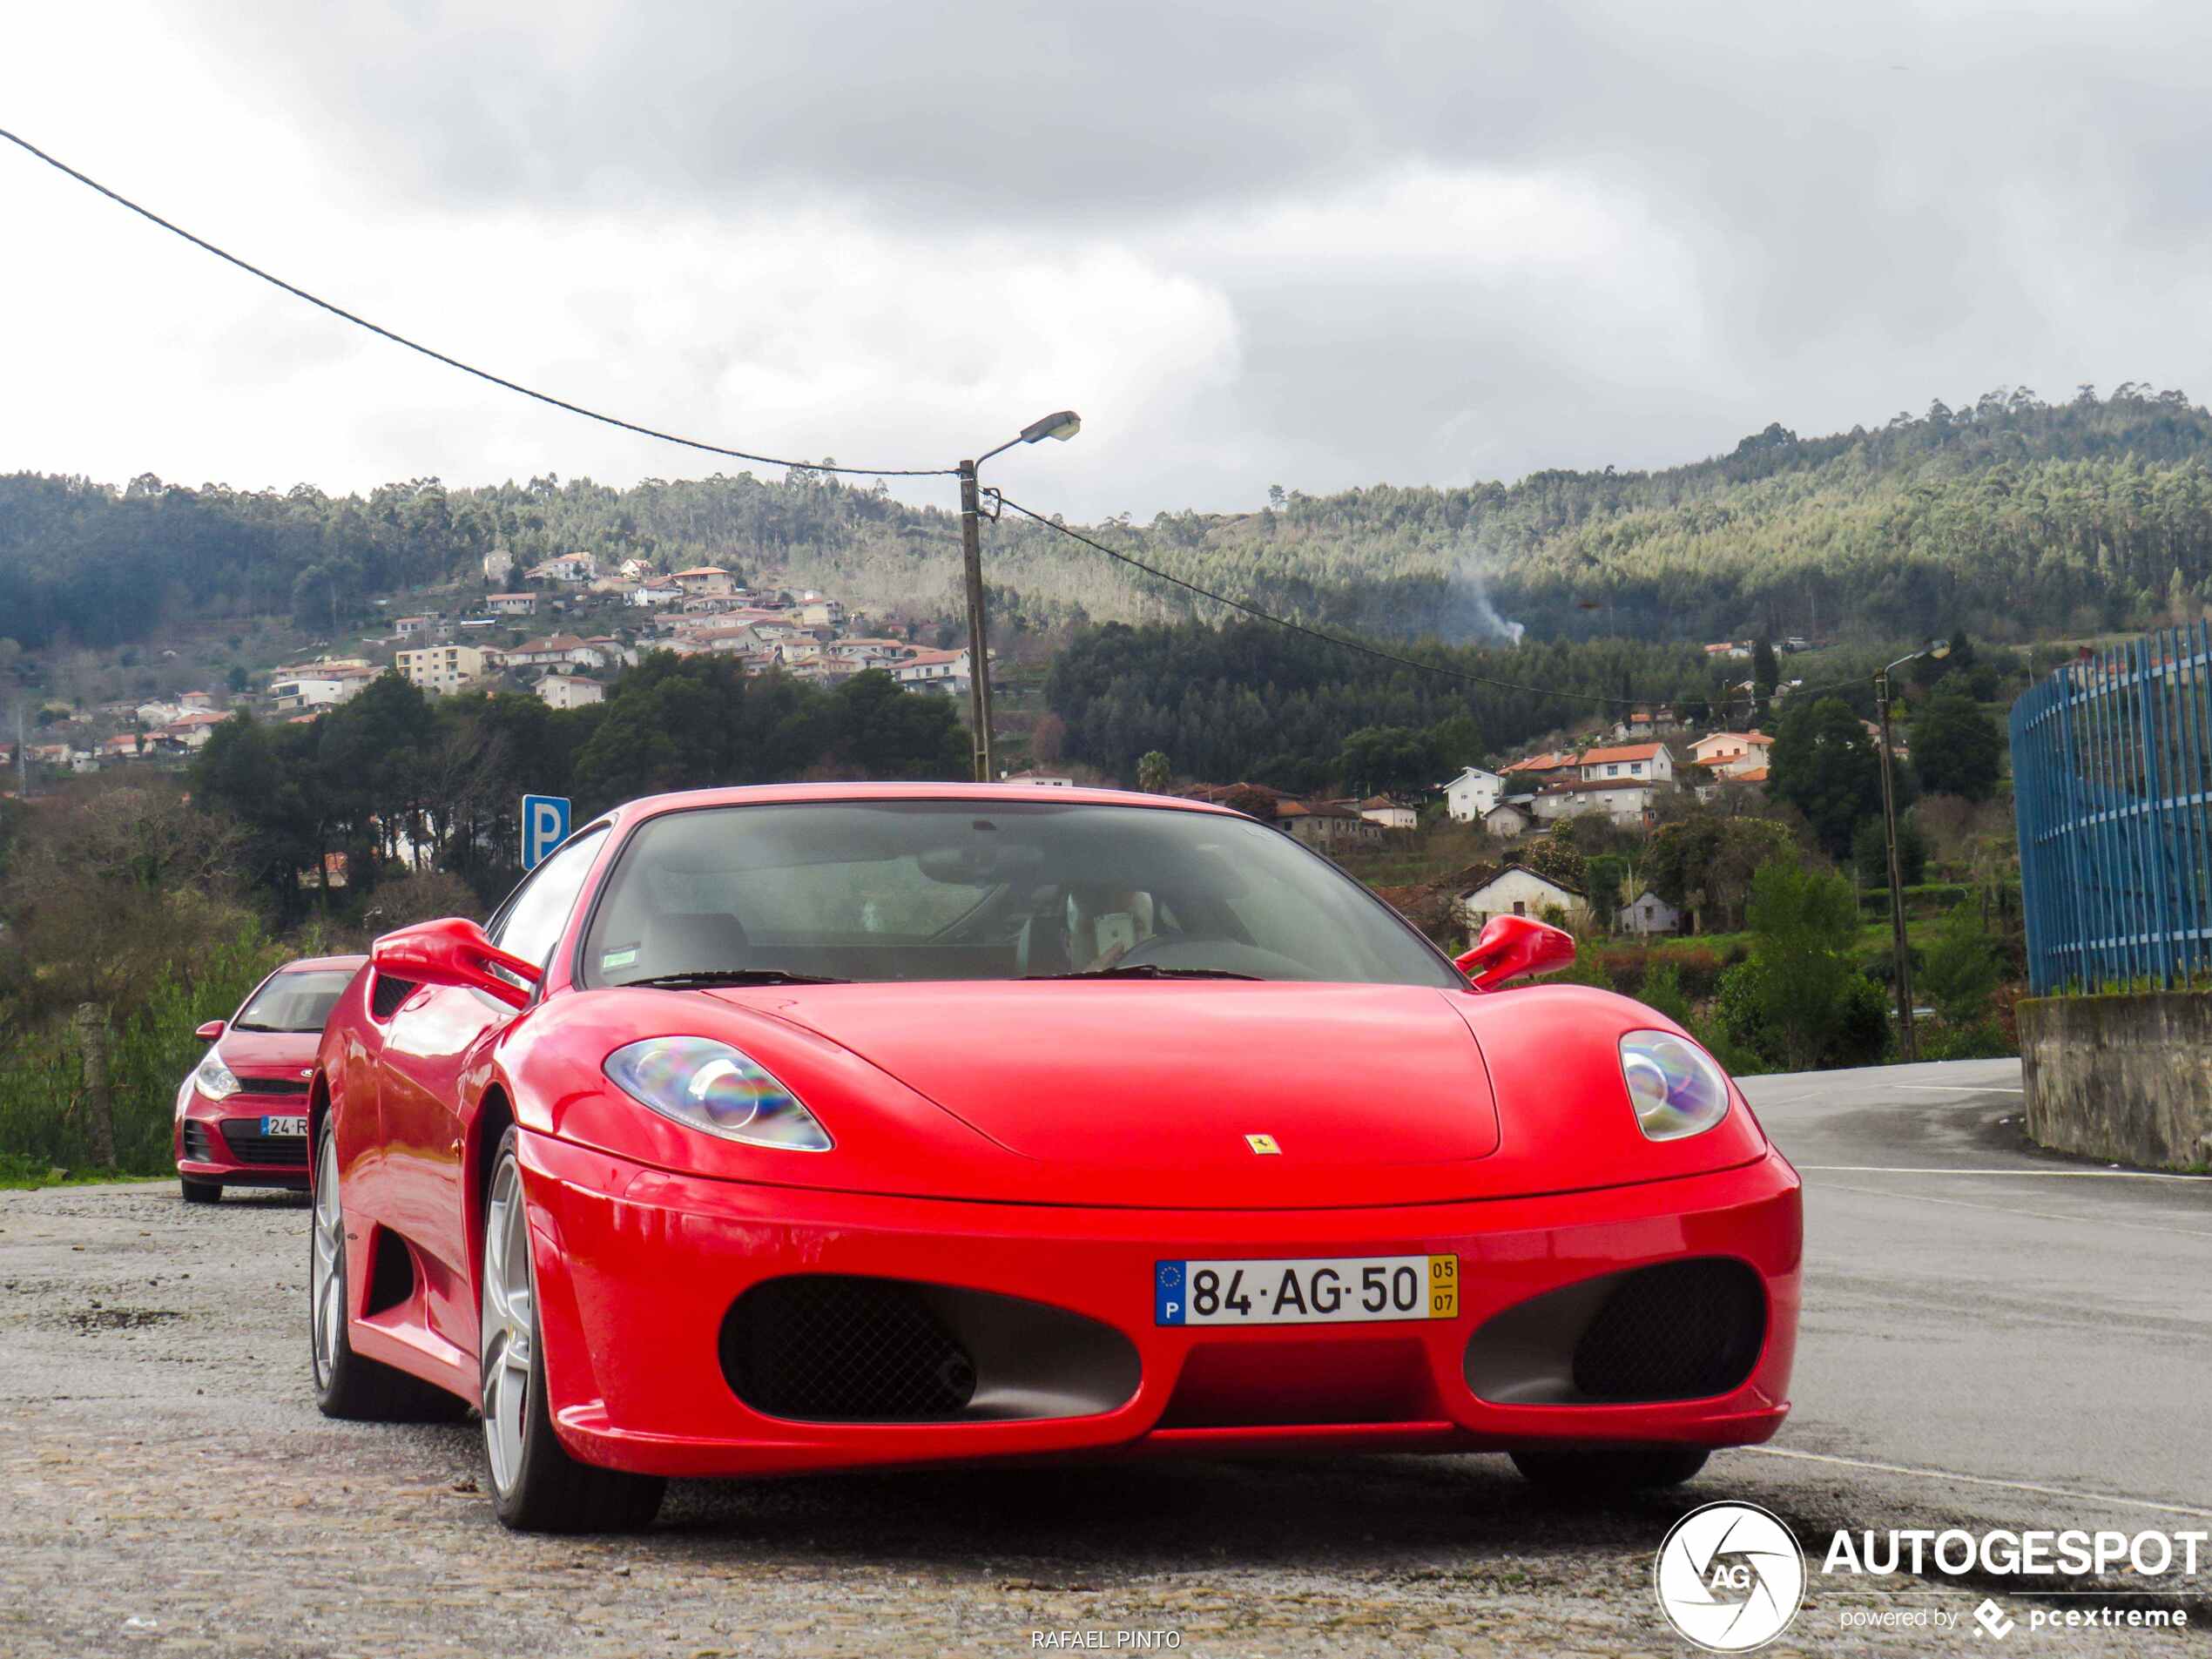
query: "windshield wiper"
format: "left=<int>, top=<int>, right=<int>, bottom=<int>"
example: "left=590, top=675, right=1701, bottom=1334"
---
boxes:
left=229, top=1021, right=281, bottom=1033
left=1024, top=965, right=1262, bottom=981
left=622, top=969, right=852, bottom=988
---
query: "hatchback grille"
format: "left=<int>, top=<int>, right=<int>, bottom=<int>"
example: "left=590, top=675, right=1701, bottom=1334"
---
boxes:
left=1570, top=1259, right=1766, bottom=1402
left=235, top=1075, right=310, bottom=1097
left=218, top=1119, right=310, bottom=1167
left=722, top=1276, right=977, bottom=1422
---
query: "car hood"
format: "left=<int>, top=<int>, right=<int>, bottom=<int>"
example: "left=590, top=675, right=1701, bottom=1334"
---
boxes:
left=719, top=981, right=1502, bottom=1171
left=214, top=1029, right=322, bottom=1076
left=522, top=981, right=1770, bottom=1209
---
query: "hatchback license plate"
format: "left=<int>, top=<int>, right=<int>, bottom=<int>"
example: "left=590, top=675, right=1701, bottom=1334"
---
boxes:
left=1155, top=1254, right=1458, bottom=1325
left=260, top=1116, right=308, bottom=1137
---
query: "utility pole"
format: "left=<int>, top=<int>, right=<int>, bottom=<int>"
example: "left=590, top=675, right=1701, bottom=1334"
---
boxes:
left=957, top=459, right=995, bottom=783
left=1875, top=666, right=1916, bottom=1062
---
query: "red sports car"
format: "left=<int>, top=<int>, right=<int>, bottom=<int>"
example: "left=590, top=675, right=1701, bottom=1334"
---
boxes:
left=174, top=954, right=366, bottom=1202
left=307, top=784, right=1799, bottom=1532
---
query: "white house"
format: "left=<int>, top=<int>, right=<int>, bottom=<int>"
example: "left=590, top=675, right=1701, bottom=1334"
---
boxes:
left=1533, top=777, right=1660, bottom=826
left=798, top=597, right=845, bottom=628
left=505, top=633, right=605, bottom=671
left=1457, top=867, right=1589, bottom=931
left=1442, top=765, right=1506, bottom=822
left=1359, top=795, right=1419, bottom=831
left=893, top=647, right=972, bottom=694
left=630, top=583, right=683, bottom=608
left=486, top=592, right=538, bottom=617
left=393, top=615, right=437, bottom=639
left=1690, top=731, right=1772, bottom=778
left=482, top=549, right=515, bottom=584
left=1618, top=887, right=1683, bottom=936
left=536, top=673, right=604, bottom=711
left=1482, top=800, right=1533, bottom=839
left=526, top=552, right=597, bottom=584
left=1576, top=742, right=1675, bottom=786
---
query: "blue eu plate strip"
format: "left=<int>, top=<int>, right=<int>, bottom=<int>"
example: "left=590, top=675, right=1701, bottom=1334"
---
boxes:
left=1155, top=1261, right=1187, bottom=1325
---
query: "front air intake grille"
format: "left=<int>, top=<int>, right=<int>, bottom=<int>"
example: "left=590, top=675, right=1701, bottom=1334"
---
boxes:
left=1570, top=1259, right=1767, bottom=1403
left=723, top=1276, right=978, bottom=1422
left=236, top=1075, right=310, bottom=1097
left=181, top=1122, right=217, bottom=1162
left=218, top=1119, right=310, bottom=1167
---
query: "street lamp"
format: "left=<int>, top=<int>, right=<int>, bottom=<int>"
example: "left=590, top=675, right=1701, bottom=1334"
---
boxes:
left=957, top=411, right=1082, bottom=781
left=1875, top=640, right=1950, bottom=1061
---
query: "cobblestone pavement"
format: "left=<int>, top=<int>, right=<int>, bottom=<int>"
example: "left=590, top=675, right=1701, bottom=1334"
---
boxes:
left=2, top=1183, right=2202, bottom=1657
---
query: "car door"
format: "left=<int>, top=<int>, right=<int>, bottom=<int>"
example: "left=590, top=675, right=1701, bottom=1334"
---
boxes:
left=374, top=828, right=607, bottom=1349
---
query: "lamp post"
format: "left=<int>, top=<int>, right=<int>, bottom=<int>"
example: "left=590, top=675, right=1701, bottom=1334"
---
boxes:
left=1874, top=641, right=1949, bottom=1060
left=957, top=409, right=1082, bottom=782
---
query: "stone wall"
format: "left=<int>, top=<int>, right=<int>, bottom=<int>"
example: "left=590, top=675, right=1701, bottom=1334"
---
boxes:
left=2017, top=991, right=2212, bottom=1170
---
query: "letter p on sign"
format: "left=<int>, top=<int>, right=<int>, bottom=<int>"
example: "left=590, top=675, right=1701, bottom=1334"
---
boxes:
left=521, top=794, right=571, bottom=870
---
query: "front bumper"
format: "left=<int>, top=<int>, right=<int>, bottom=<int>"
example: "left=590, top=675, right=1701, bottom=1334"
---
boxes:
left=174, top=1088, right=310, bottom=1188
left=518, top=1131, right=1801, bottom=1478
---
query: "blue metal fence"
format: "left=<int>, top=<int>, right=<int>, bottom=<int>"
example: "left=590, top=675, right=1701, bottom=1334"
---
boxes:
left=2010, top=624, right=2212, bottom=994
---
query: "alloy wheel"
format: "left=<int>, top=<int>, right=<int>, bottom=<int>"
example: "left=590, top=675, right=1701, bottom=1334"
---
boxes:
left=310, top=1132, right=345, bottom=1383
left=480, top=1157, right=534, bottom=1497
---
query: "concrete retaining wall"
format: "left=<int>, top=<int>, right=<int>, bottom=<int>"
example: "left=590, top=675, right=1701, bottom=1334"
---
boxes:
left=2017, top=991, right=2212, bottom=1170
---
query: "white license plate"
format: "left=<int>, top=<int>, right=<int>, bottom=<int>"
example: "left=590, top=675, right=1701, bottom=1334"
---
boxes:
left=1155, top=1254, right=1459, bottom=1326
left=260, top=1116, right=308, bottom=1137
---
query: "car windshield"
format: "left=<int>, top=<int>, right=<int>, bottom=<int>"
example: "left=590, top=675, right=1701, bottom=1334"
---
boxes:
left=581, top=800, right=1460, bottom=988
left=232, top=968, right=356, bottom=1033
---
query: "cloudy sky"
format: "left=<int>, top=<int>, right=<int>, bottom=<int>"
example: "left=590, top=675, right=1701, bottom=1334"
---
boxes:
left=4, top=1, right=2208, bottom=520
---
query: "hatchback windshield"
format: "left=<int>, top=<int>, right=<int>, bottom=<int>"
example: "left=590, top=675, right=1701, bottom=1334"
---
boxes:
left=582, top=801, right=1460, bottom=988
left=233, top=968, right=356, bottom=1033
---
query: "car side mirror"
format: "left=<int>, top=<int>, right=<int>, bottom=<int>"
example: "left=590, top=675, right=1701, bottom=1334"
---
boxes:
left=371, top=916, right=541, bottom=1012
left=194, top=1019, right=226, bottom=1042
left=1454, top=914, right=1576, bottom=990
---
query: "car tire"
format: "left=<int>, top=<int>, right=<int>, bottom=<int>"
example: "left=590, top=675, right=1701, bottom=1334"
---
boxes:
left=1511, top=1447, right=1710, bottom=1494
left=309, top=1118, right=469, bottom=1423
left=179, top=1177, right=222, bottom=1204
left=479, top=1127, right=665, bottom=1534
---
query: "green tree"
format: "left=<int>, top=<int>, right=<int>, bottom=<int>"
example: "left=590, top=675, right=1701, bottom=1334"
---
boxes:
left=1919, top=907, right=2002, bottom=1025
left=1136, top=750, right=1172, bottom=794
left=1335, top=725, right=1438, bottom=797
left=1851, top=813, right=1927, bottom=887
left=1752, top=637, right=1779, bottom=698
left=1743, top=857, right=1864, bottom=1070
left=1585, top=852, right=1630, bottom=929
left=1769, top=697, right=1885, bottom=860
left=1646, top=813, right=1794, bottom=932
left=1911, top=691, right=2003, bottom=801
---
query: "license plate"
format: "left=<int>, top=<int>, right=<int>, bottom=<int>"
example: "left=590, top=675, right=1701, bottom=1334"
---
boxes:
left=1155, top=1254, right=1458, bottom=1326
left=260, top=1116, right=308, bottom=1138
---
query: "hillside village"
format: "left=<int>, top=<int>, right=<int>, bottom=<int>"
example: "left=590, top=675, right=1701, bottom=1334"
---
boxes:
left=2, top=548, right=974, bottom=782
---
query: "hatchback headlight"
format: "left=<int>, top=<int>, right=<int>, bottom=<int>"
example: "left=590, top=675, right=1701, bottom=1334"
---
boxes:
left=1619, top=1029, right=1730, bottom=1142
left=603, top=1036, right=832, bottom=1151
left=192, top=1051, right=241, bottom=1101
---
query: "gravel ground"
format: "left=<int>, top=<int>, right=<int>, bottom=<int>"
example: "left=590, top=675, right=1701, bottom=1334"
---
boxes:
left=1, top=1183, right=2202, bottom=1658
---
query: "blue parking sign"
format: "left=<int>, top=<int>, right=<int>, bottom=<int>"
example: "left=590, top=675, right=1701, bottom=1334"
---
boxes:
left=521, top=794, right=571, bottom=870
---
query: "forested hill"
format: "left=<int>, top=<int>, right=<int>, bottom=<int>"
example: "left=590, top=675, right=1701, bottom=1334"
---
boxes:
left=4, top=383, right=2210, bottom=653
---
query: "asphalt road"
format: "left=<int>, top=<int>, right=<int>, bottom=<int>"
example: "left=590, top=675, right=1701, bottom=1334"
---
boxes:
left=1741, top=1057, right=2212, bottom=1519
left=1, top=1058, right=2207, bottom=1656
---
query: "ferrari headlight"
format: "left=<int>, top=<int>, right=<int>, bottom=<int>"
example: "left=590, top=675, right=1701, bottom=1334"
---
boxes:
left=192, top=1051, right=241, bottom=1101
left=603, top=1036, right=831, bottom=1151
left=1619, top=1029, right=1730, bottom=1142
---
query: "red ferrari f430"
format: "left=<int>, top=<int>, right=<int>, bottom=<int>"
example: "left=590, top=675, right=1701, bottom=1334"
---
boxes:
left=307, top=785, right=1800, bottom=1531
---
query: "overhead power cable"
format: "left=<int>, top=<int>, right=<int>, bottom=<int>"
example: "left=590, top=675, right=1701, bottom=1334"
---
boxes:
left=996, top=494, right=1880, bottom=714
left=0, top=126, right=953, bottom=480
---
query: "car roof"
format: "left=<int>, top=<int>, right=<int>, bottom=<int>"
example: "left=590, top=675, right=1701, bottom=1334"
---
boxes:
left=604, top=781, right=1239, bottom=831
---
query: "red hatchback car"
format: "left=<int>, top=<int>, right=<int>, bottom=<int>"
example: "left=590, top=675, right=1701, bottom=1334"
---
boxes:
left=307, top=785, right=1800, bottom=1533
left=174, top=955, right=366, bottom=1203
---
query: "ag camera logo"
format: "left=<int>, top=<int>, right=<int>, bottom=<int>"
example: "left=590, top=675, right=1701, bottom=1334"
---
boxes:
left=1655, top=1502, right=1805, bottom=1652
